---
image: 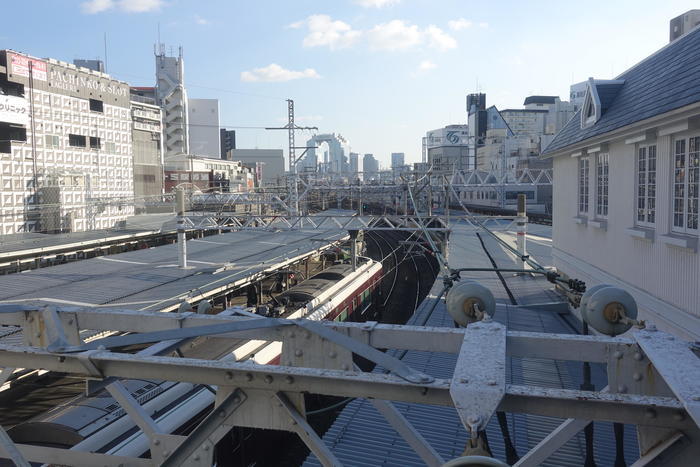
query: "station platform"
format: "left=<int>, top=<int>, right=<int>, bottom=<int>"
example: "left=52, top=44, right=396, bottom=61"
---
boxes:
left=0, top=228, right=347, bottom=313
left=305, top=222, right=640, bottom=466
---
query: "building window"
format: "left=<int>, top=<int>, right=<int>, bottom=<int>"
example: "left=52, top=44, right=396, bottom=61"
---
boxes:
left=44, top=135, right=60, bottom=148
left=596, top=153, right=609, bottom=217
left=636, top=145, right=656, bottom=226
left=89, top=136, right=101, bottom=150
left=89, top=99, right=104, bottom=113
left=578, top=157, right=589, bottom=214
left=673, top=137, right=700, bottom=233
left=68, top=134, right=87, bottom=147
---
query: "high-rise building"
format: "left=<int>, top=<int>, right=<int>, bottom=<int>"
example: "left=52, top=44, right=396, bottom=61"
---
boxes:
left=303, top=133, right=350, bottom=173
left=363, top=153, right=379, bottom=180
left=187, top=98, right=220, bottom=158
left=130, top=88, right=164, bottom=204
left=220, top=129, right=236, bottom=160
left=0, top=50, right=134, bottom=234
left=155, top=45, right=189, bottom=157
left=349, top=152, right=359, bottom=174
left=391, top=152, right=405, bottom=168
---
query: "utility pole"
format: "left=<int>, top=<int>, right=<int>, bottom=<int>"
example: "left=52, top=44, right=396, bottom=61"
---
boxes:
left=265, top=99, right=317, bottom=217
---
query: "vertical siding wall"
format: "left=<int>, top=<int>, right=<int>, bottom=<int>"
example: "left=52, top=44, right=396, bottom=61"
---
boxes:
left=552, top=133, right=700, bottom=339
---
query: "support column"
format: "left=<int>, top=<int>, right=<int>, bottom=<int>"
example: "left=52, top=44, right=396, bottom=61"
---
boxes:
left=176, top=189, right=188, bottom=269
left=516, top=193, right=527, bottom=267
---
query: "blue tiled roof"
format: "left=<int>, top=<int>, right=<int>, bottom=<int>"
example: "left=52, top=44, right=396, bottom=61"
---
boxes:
left=542, top=26, right=700, bottom=156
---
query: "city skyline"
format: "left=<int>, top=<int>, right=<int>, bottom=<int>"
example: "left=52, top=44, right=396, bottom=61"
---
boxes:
left=1, top=0, right=697, bottom=165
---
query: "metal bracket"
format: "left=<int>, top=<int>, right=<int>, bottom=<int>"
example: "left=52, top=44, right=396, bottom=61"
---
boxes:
left=450, top=319, right=506, bottom=433
left=295, top=319, right=434, bottom=384
left=106, top=381, right=163, bottom=439
left=76, top=350, right=104, bottom=379
left=634, top=328, right=700, bottom=429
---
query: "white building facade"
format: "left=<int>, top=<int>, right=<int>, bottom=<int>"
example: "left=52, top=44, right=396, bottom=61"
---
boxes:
left=542, top=26, right=700, bottom=340
left=188, top=98, right=220, bottom=159
left=0, top=50, right=134, bottom=234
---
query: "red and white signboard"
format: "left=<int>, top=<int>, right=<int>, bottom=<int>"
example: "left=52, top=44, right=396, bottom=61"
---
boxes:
left=8, top=53, right=47, bottom=81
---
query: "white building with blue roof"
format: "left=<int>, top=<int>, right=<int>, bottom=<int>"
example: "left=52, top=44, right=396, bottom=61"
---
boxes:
left=541, top=14, right=700, bottom=340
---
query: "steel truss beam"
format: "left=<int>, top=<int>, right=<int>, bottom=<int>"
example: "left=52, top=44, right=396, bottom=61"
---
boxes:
left=0, top=307, right=697, bottom=466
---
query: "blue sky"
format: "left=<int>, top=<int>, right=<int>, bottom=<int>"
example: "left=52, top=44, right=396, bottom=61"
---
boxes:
left=2, top=0, right=698, bottom=166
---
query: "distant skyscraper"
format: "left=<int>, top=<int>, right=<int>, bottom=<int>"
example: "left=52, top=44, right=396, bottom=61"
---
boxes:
left=391, top=152, right=405, bottom=168
left=349, top=152, right=359, bottom=173
left=220, top=129, right=236, bottom=160
left=363, top=153, right=379, bottom=179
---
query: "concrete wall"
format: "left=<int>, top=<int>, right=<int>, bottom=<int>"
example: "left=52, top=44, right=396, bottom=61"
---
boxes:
left=552, top=130, right=700, bottom=340
left=188, top=98, right=220, bottom=159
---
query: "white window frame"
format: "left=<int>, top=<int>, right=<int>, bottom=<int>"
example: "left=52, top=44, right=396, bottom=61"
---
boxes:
left=636, top=144, right=656, bottom=227
left=672, top=135, right=700, bottom=234
left=578, top=157, right=590, bottom=215
left=595, top=152, right=609, bottom=218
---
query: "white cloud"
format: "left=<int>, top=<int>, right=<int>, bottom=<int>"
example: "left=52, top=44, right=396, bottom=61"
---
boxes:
left=367, top=20, right=422, bottom=51
left=478, top=22, right=489, bottom=28
left=448, top=18, right=472, bottom=31
left=367, top=20, right=456, bottom=51
left=296, top=15, right=362, bottom=50
left=194, top=14, right=209, bottom=25
left=419, top=60, right=437, bottom=71
left=425, top=25, right=456, bottom=51
left=81, top=0, right=163, bottom=13
left=82, top=0, right=114, bottom=13
left=355, top=0, right=400, bottom=7
left=241, top=63, right=321, bottom=82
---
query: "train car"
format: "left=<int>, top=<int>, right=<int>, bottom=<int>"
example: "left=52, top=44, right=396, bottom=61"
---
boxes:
left=6, top=258, right=382, bottom=458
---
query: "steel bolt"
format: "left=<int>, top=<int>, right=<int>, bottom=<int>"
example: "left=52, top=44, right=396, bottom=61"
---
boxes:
left=644, top=408, right=656, bottom=419
left=674, top=412, right=685, bottom=421
left=633, top=372, right=643, bottom=381
left=487, top=379, right=497, bottom=386
left=617, top=384, right=627, bottom=393
left=162, top=451, right=170, bottom=457
left=193, top=455, right=200, bottom=461
left=460, top=378, right=469, bottom=384
left=245, top=373, right=253, bottom=382
left=218, top=410, right=226, bottom=418
left=613, top=350, right=623, bottom=359
left=203, top=444, right=210, bottom=451
left=646, top=324, right=657, bottom=332
left=264, top=375, right=273, bottom=384
left=226, top=371, right=234, bottom=380
left=294, top=349, right=303, bottom=357
left=342, top=364, right=350, bottom=371
left=285, top=375, right=294, bottom=384
left=328, top=350, right=337, bottom=358
left=232, top=396, right=241, bottom=404
left=467, top=415, right=481, bottom=425
left=633, top=352, right=643, bottom=361
left=153, top=439, right=161, bottom=446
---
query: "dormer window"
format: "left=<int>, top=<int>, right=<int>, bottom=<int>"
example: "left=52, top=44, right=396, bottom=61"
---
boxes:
left=580, top=77, right=625, bottom=129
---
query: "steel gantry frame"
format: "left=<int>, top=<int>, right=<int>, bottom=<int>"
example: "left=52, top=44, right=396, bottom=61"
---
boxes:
left=0, top=305, right=698, bottom=466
